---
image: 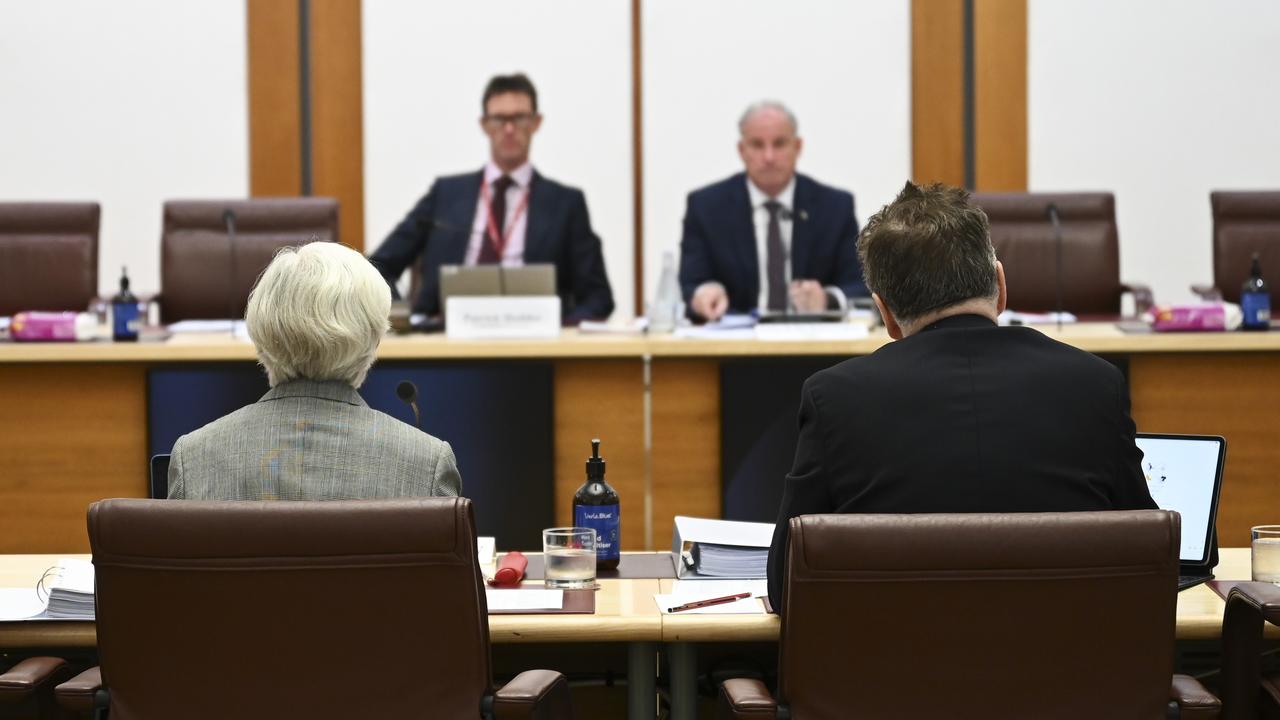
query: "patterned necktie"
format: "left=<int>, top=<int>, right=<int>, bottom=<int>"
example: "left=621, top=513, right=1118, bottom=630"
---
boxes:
left=478, top=175, right=514, bottom=264
left=764, top=200, right=786, bottom=312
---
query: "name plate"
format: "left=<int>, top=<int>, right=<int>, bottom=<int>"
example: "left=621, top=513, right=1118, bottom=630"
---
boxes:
left=446, top=296, right=561, bottom=339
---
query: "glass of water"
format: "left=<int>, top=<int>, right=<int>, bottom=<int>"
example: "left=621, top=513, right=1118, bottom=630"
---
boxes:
left=542, top=527, right=597, bottom=589
left=1252, top=526, right=1280, bottom=583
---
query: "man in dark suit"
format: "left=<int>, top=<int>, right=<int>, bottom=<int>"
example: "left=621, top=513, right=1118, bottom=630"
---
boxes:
left=766, top=181, right=1156, bottom=613
left=679, top=101, right=865, bottom=321
left=369, top=73, right=614, bottom=323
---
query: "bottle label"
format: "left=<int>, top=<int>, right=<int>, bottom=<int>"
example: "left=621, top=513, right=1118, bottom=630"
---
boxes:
left=1242, top=292, right=1271, bottom=328
left=574, top=503, right=620, bottom=561
left=113, top=302, right=140, bottom=339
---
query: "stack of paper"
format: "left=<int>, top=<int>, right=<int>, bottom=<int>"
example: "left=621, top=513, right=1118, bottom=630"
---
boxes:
left=44, top=559, right=95, bottom=619
left=654, top=579, right=768, bottom=615
left=693, top=542, right=769, bottom=577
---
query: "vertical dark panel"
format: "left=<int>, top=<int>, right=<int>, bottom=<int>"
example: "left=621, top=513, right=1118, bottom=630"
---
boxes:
left=298, top=0, right=313, bottom=196
left=963, top=0, right=976, bottom=190
left=631, top=0, right=645, bottom=316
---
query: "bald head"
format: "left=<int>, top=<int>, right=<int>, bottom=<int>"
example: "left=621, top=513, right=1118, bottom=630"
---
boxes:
left=737, top=101, right=802, bottom=198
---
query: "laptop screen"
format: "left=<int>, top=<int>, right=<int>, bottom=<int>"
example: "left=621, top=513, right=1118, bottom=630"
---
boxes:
left=1134, top=434, right=1225, bottom=565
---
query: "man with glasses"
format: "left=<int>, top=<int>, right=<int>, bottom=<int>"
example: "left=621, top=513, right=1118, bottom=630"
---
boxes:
left=370, top=73, right=614, bottom=322
left=679, top=100, right=866, bottom=321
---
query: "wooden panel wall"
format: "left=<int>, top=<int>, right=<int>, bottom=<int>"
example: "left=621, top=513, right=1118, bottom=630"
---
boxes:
left=911, top=0, right=1027, bottom=190
left=247, top=0, right=365, bottom=250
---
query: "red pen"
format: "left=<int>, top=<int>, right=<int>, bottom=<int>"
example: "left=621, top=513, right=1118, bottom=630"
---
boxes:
left=667, top=592, right=752, bottom=613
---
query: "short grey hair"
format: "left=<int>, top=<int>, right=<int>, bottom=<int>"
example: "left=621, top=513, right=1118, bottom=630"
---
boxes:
left=246, top=242, right=391, bottom=388
left=738, top=100, right=799, bottom=135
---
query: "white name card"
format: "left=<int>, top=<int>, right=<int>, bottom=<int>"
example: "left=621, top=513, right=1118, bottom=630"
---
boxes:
left=445, top=296, right=561, bottom=339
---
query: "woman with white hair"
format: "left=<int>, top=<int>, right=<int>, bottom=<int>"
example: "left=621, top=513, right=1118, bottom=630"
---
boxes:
left=167, top=242, right=461, bottom=499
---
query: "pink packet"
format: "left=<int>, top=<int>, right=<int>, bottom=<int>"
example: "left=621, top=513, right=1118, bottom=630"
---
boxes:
left=1148, top=303, right=1241, bottom=332
left=10, top=312, right=97, bottom=341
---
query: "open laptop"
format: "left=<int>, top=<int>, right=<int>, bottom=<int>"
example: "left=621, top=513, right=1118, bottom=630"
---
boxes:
left=438, top=263, right=556, bottom=302
left=1135, top=433, right=1226, bottom=591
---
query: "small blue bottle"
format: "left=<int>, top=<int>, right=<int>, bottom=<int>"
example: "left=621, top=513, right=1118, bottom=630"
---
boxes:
left=1241, top=253, right=1271, bottom=331
left=111, top=266, right=140, bottom=342
left=573, top=439, right=620, bottom=570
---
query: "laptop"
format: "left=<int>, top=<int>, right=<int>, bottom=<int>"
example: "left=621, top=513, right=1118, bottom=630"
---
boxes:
left=1134, top=433, right=1226, bottom=591
left=150, top=454, right=171, bottom=499
left=438, top=263, right=556, bottom=301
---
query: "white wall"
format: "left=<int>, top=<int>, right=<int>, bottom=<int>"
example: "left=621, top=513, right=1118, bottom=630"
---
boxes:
left=1029, top=0, right=1280, bottom=304
left=363, top=1, right=635, bottom=316
left=641, top=0, right=912, bottom=311
left=0, top=1, right=248, bottom=297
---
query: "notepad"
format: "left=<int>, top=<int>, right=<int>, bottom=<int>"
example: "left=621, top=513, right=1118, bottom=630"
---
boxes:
left=654, top=579, right=768, bottom=615
left=484, top=588, right=564, bottom=612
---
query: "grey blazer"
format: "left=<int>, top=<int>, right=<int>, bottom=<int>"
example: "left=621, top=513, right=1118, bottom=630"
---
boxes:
left=168, top=380, right=461, bottom=500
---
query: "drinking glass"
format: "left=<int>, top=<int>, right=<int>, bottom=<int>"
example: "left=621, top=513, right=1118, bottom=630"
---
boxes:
left=1252, top=525, right=1280, bottom=582
left=542, top=527, right=597, bottom=589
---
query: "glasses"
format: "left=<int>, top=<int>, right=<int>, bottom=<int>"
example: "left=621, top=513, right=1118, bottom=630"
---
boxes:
left=482, top=112, right=537, bottom=130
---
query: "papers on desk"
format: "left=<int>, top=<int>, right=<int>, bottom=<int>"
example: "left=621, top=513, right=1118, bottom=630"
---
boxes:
left=998, top=309, right=1077, bottom=326
left=167, top=319, right=250, bottom=340
left=578, top=317, right=648, bottom=335
left=0, top=558, right=95, bottom=621
left=672, top=516, right=773, bottom=579
left=673, top=314, right=757, bottom=340
left=484, top=588, right=564, bottom=612
left=654, top=579, right=768, bottom=615
left=477, top=536, right=496, bottom=566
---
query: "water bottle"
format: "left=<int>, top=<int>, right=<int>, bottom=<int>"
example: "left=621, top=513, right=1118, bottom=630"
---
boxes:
left=648, top=251, right=680, bottom=333
left=111, top=267, right=140, bottom=342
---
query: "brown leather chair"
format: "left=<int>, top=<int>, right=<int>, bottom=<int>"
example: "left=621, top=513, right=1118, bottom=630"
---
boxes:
left=1198, top=191, right=1280, bottom=304
left=719, top=511, right=1220, bottom=719
left=54, top=497, right=572, bottom=720
left=970, top=192, right=1153, bottom=317
left=0, top=657, right=74, bottom=719
left=0, top=202, right=99, bottom=316
left=1219, top=582, right=1280, bottom=719
left=159, top=198, right=338, bottom=323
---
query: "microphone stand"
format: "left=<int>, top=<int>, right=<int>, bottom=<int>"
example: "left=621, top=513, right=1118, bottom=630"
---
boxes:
left=224, top=209, right=238, bottom=339
left=1046, top=203, right=1064, bottom=332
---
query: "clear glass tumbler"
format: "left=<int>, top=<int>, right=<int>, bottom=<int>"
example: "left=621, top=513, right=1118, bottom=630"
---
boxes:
left=542, top=527, right=597, bottom=589
left=1252, top=525, right=1280, bottom=582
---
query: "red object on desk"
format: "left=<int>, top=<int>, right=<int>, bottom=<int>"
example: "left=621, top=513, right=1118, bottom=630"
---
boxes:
left=490, top=551, right=528, bottom=587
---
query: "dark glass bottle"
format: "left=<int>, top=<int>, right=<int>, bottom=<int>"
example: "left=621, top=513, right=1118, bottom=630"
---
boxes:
left=573, top=438, right=620, bottom=570
left=111, top=266, right=140, bottom=342
left=1241, top=253, right=1271, bottom=331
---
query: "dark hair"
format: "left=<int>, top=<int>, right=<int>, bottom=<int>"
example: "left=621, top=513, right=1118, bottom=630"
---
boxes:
left=857, top=181, right=997, bottom=325
left=482, top=73, right=538, bottom=113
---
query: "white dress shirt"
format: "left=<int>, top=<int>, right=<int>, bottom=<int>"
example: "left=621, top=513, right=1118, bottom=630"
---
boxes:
left=464, top=161, right=535, bottom=266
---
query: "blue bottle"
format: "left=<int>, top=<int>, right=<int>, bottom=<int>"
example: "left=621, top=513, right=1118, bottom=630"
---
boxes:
left=112, top=267, right=140, bottom=342
left=1241, top=253, right=1271, bottom=331
left=573, top=439, right=620, bottom=570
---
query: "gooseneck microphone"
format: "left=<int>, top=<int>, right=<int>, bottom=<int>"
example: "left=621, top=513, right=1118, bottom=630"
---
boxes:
left=224, top=208, right=238, bottom=338
left=396, top=380, right=421, bottom=429
left=1046, top=203, right=1064, bottom=332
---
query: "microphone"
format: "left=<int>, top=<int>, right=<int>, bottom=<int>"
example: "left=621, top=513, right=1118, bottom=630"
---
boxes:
left=224, top=208, right=238, bottom=338
left=1045, top=203, right=1064, bottom=332
left=396, top=380, right=421, bottom=428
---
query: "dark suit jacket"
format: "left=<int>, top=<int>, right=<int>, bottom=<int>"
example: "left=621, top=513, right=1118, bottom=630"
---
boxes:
left=369, top=170, right=614, bottom=322
left=766, top=314, right=1157, bottom=612
left=678, top=172, right=866, bottom=315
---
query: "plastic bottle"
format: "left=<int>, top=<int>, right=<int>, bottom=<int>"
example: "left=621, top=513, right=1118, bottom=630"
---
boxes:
left=572, top=439, right=620, bottom=570
left=648, top=252, right=680, bottom=333
left=1241, top=253, right=1271, bottom=331
left=112, top=266, right=140, bottom=341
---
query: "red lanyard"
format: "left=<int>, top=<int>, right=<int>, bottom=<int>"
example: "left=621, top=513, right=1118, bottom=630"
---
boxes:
left=479, top=178, right=531, bottom=259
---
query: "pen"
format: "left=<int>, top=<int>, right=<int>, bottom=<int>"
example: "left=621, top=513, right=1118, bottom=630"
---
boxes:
left=667, top=592, right=752, bottom=613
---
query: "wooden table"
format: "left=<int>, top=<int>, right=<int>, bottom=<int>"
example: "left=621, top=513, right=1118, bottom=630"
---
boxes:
left=5, top=323, right=1280, bottom=553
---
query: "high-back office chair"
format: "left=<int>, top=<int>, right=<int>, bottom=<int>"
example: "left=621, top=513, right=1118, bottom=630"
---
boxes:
left=0, top=657, right=74, bottom=719
left=970, top=192, right=1153, bottom=316
left=159, top=198, right=338, bottom=323
left=1197, top=191, right=1280, bottom=304
left=0, top=202, right=99, bottom=316
left=54, top=497, right=572, bottom=720
left=1219, top=582, right=1280, bottom=720
left=718, top=511, right=1220, bottom=719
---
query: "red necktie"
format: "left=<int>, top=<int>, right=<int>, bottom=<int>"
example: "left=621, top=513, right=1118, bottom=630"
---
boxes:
left=478, top=175, right=514, bottom=264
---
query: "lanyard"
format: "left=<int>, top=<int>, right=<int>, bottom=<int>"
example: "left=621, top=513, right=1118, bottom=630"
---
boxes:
left=479, top=178, right=531, bottom=260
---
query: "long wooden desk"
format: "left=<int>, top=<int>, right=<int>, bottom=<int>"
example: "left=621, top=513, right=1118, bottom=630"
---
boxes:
left=4, top=324, right=1280, bottom=553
